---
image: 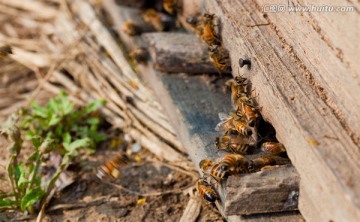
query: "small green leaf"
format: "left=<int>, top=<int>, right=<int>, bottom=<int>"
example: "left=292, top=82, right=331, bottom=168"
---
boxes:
left=31, top=137, right=42, bottom=148
left=63, top=103, right=75, bottom=115
left=84, top=100, right=105, bottom=115
left=31, top=103, right=48, bottom=119
left=14, top=163, right=25, bottom=184
left=17, top=173, right=29, bottom=190
left=86, top=118, right=100, bottom=125
left=20, top=188, right=45, bottom=211
left=48, top=98, right=60, bottom=113
left=69, top=138, right=91, bottom=150
left=25, top=131, right=36, bottom=140
left=64, top=138, right=90, bottom=156
left=48, top=114, right=61, bottom=126
left=0, top=199, right=17, bottom=208
left=62, top=132, right=71, bottom=144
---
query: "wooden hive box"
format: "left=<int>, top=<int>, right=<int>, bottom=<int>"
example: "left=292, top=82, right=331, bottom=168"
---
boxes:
left=103, top=0, right=360, bottom=221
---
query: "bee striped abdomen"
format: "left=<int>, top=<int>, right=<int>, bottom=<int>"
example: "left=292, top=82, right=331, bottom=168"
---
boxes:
left=229, top=143, right=250, bottom=155
left=210, top=163, right=230, bottom=181
left=220, top=154, right=249, bottom=174
left=196, top=178, right=218, bottom=203
left=261, top=142, right=286, bottom=156
left=249, top=157, right=276, bottom=172
left=96, top=153, right=129, bottom=180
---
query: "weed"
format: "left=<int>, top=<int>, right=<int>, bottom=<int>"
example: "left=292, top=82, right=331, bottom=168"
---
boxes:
left=0, top=92, right=106, bottom=214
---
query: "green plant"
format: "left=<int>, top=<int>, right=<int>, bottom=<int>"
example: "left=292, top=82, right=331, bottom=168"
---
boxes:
left=0, top=92, right=106, bottom=213
left=21, top=91, right=106, bottom=154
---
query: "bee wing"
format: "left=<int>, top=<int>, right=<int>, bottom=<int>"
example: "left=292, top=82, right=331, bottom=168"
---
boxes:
left=215, top=150, right=229, bottom=160
left=218, top=112, right=231, bottom=121
left=215, top=120, right=228, bottom=131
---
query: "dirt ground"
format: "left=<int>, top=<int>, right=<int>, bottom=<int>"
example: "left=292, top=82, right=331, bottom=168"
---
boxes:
left=0, top=131, right=223, bottom=222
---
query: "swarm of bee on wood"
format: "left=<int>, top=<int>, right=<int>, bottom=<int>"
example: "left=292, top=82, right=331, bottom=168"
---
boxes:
left=186, top=13, right=231, bottom=74
left=110, top=1, right=289, bottom=204
left=196, top=75, right=288, bottom=203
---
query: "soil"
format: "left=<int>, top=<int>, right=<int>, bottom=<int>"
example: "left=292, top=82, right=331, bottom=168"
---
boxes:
left=0, top=132, right=223, bottom=222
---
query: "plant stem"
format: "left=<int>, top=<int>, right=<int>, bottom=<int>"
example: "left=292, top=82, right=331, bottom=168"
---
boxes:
left=27, top=152, right=42, bottom=193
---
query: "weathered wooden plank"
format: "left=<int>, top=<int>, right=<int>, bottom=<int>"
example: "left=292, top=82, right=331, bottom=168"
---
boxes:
left=103, top=0, right=303, bottom=220
left=143, top=33, right=218, bottom=73
left=227, top=212, right=304, bottom=222
left=203, top=0, right=360, bottom=221
left=224, top=165, right=299, bottom=215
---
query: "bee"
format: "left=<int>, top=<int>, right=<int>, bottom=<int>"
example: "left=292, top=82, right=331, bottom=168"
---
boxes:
left=215, top=135, right=252, bottom=154
left=215, top=112, right=252, bottom=137
left=96, top=152, right=129, bottom=180
left=123, top=21, right=143, bottom=36
left=233, top=116, right=253, bottom=137
left=222, top=76, right=247, bottom=94
left=142, top=9, right=164, bottom=31
left=163, top=0, right=178, bottom=15
left=199, top=159, right=214, bottom=174
left=142, top=9, right=176, bottom=32
left=215, top=112, right=236, bottom=134
left=218, top=154, right=250, bottom=175
left=129, top=48, right=149, bottom=64
left=209, top=162, right=234, bottom=181
left=223, top=77, right=249, bottom=109
left=248, top=157, right=276, bottom=172
left=261, top=142, right=286, bottom=156
left=0, top=45, right=12, bottom=58
left=196, top=178, right=218, bottom=203
left=237, top=104, right=259, bottom=127
left=200, top=158, right=235, bottom=181
left=215, top=135, right=251, bottom=154
left=209, top=45, right=232, bottom=74
left=201, top=13, right=220, bottom=46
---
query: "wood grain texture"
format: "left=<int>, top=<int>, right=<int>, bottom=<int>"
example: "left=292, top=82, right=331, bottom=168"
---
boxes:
left=203, top=0, right=360, bottom=221
left=143, top=33, right=218, bottom=73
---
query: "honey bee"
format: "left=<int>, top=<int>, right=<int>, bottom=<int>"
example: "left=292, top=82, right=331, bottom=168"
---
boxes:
left=215, top=112, right=252, bottom=137
left=248, top=157, right=276, bottom=172
left=233, top=117, right=253, bottom=137
left=201, top=13, right=220, bottom=46
left=237, top=104, right=259, bottom=127
left=209, top=162, right=234, bottom=181
left=142, top=9, right=164, bottom=31
left=129, top=48, right=149, bottom=64
left=123, top=21, right=143, bottom=36
left=218, top=153, right=250, bottom=175
left=215, top=135, right=251, bottom=154
left=209, top=45, right=232, bottom=74
left=223, top=76, right=247, bottom=94
left=0, top=45, right=12, bottom=58
left=163, top=0, right=178, bottom=15
left=200, top=158, right=234, bottom=181
left=199, top=159, right=214, bottom=174
left=223, top=77, right=249, bottom=109
left=96, top=152, right=129, bottom=180
left=261, top=142, right=286, bottom=156
left=215, top=112, right=236, bottom=134
left=196, top=178, right=218, bottom=203
left=239, top=93, right=256, bottom=105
